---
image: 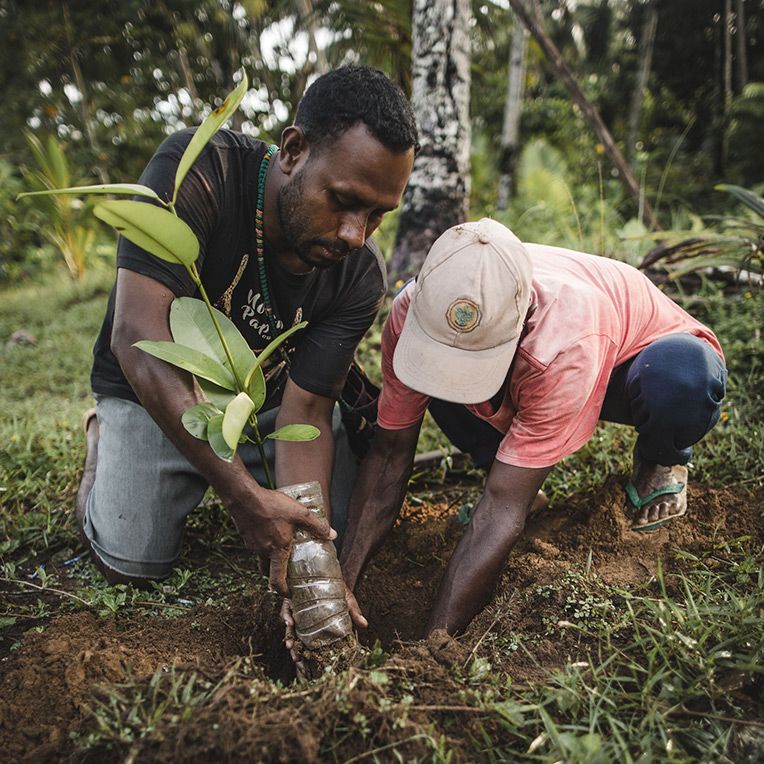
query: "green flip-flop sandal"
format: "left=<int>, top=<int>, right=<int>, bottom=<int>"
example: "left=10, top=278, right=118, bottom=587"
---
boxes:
left=624, top=481, right=686, bottom=532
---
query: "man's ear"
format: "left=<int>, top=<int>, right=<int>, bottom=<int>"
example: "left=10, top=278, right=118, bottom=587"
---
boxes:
left=278, top=126, right=309, bottom=176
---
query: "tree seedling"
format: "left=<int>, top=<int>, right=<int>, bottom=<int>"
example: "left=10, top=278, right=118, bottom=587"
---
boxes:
left=18, top=71, right=319, bottom=487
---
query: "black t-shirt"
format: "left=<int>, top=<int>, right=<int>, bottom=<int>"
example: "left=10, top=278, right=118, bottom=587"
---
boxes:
left=91, top=129, right=387, bottom=410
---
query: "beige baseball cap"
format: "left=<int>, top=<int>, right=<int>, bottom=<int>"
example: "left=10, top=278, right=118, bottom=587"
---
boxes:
left=393, top=218, right=533, bottom=404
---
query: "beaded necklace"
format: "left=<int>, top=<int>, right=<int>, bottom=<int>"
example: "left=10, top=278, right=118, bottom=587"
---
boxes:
left=255, top=143, right=280, bottom=340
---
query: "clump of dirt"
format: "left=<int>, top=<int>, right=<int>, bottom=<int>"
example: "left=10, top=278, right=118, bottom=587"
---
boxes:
left=295, top=633, right=366, bottom=679
left=0, top=481, right=761, bottom=762
left=353, top=479, right=764, bottom=681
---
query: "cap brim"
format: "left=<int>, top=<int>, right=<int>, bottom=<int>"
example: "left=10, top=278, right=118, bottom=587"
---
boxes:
left=393, top=309, right=519, bottom=404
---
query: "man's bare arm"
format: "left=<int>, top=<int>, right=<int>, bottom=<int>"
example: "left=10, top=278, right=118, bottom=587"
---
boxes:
left=427, top=460, right=552, bottom=636
left=340, top=423, right=421, bottom=594
left=274, top=378, right=335, bottom=513
left=110, top=268, right=332, bottom=593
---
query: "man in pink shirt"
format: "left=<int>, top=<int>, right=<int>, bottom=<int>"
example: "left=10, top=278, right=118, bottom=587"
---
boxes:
left=340, top=218, right=727, bottom=636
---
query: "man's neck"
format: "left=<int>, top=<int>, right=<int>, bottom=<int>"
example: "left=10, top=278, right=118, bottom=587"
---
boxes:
left=262, top=153, right=313, bottom=275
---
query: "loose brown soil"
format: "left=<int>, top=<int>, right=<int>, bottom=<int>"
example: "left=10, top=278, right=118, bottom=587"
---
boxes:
left=1, top=479, right=761, bottom=762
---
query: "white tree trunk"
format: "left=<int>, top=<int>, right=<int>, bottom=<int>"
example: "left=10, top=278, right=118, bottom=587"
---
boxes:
left=390, top=0, right=471, bottom=280
left=497, top=19, right=528, bottom=210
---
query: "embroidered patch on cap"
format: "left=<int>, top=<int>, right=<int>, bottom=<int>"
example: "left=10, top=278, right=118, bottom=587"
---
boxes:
left=446, top=298, right=481, bottom=332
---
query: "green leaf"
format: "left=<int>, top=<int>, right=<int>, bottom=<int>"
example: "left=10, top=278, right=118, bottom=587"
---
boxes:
left=181, top=402, right=221, bottom=440
left=18, top=183, right=163, bottom=203
left=47, top=135, right=68, bottom=188
left=170, top=297, right=256, bottom=384
left=222, top=392, right=255, bottom=449
left=716, top=184, right=764, bottom=219
left=207, top=414, right=234, bottom=462
left=0, top=616, right=17, bottom=629
left=94, top=200, right=199, bottom=267
left=133, top=340, right=236, bottom=389
left=265, top=423, right=320, bottom=442
left=173, top=71, right=248, bottom=204
left=247, top=364, right=267, bottom=411
left=24, top=131, right=55, bottom=184
left=199, top=378, right=236, bottom=410
left=244, top=321, right=308, bottom=389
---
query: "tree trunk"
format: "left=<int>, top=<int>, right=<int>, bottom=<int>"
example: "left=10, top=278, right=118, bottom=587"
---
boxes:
left=177, top=45, right=200, bottom=116
left=297, top=0, right=329, bottom=76
left=735, top=0, right=748, bottom=92
left=722, top=0, right=733, bottom=171
left=507, top=0, right=657, bottom=230
left=497, top=19, right=528, bottom=210
left=626, top=2, right=657, bottom=166
left=389, top=0, right=472, bottom=281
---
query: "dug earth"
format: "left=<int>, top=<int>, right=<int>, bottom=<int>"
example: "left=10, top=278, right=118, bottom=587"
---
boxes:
left=0, top=480, right=761, bottom=762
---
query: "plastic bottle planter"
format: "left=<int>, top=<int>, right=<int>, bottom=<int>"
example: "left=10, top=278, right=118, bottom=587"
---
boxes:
left=279, top=481, right=353, bottom=649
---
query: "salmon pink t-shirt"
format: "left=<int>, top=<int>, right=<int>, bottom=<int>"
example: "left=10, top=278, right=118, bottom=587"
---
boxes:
left=377, top=243, right=724, bottom=468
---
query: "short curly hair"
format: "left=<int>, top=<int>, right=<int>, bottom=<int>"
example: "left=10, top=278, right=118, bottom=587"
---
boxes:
left=295, top=65, right=419, bottom=154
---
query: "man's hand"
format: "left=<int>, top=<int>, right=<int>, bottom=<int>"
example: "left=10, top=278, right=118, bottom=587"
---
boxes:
left=344, top=583, right=368, bottom=629
left=280, top=599, right=305, bottom=677
left=280, top=584, right=366, bottom=678
left=228, top=487, right=336, bottom=595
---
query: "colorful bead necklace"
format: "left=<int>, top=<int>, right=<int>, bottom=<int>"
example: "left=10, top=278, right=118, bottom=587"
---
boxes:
left=255, top=143, right=279, bottom=340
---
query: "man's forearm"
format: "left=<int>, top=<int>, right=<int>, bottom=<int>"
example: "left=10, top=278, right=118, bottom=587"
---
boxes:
left=111, top=269, right=266, bottom=509
left=426, top=492, right=526, bottom=635
left=274, top=418, right=334, bottom=518
left=115, top=339, right=264, bottom=508
left=273, top=378, right=336, bottom=518
left=340, top=425, right=419, bottom=590
left=427, top=461, right=551, bottom=635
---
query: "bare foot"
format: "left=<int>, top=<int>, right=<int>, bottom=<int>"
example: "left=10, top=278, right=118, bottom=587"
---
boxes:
left=628, top=450, right=688, bottom=531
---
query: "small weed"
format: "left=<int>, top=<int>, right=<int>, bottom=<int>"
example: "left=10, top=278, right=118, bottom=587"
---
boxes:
left=535, top=569, right=628, bottom=637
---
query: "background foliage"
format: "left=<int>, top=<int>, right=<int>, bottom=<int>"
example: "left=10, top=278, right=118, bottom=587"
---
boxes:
left=2, top=0, right=763, bottom=280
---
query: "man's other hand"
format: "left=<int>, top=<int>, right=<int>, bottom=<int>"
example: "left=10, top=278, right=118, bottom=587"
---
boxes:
left=228, top=488, right=335, bottom=596
left=344, top=582, right=368, bottom=629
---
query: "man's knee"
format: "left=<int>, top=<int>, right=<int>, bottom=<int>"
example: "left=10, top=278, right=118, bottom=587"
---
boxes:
left=627, top=334, right=726, bottom=422
left=82, top=396, right=207, bottom=584
left=626, top=334, right=726, bottom=463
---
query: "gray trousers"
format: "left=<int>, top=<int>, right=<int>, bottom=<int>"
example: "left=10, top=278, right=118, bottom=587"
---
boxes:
left=83, top=396, right=357, bottom=579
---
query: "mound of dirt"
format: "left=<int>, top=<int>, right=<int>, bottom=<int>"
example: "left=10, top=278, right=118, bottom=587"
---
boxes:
left=0, top=591, right=285, bottom=763
left=0, top=481, right=761, bottom=762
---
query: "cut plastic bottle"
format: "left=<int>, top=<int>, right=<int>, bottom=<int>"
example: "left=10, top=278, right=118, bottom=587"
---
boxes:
left=280, top=481, right=353, bottom=649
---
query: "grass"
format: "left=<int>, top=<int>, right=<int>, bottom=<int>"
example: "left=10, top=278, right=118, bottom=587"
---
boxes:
left=1, top=264, right=763, bottom=762
left=0, top=266, right=113, bottom=566
left=507, top=554, right=764, bottom=763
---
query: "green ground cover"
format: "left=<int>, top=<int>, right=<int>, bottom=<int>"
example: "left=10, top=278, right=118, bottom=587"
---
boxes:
left=1, top=265, right=762, bottom=762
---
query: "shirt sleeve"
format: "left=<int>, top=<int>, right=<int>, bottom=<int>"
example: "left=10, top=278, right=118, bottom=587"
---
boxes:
left=496, top=334, right=618, bottom=468
left=377, top=283, right=431, bottom=429
left=116, top=129, right=220, bottom=296
left=288, top=242, right=387, bottom=400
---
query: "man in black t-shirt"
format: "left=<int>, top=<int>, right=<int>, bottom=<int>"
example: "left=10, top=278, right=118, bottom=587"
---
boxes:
left=76, top=67, right=417, bottom=597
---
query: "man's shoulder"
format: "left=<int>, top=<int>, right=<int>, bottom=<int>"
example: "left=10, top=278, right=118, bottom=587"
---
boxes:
left=152, top=128, right=266, bottom=163
left=337, top=237, right=387, bottom=294
left=361, top=237, right=387, bottom=280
